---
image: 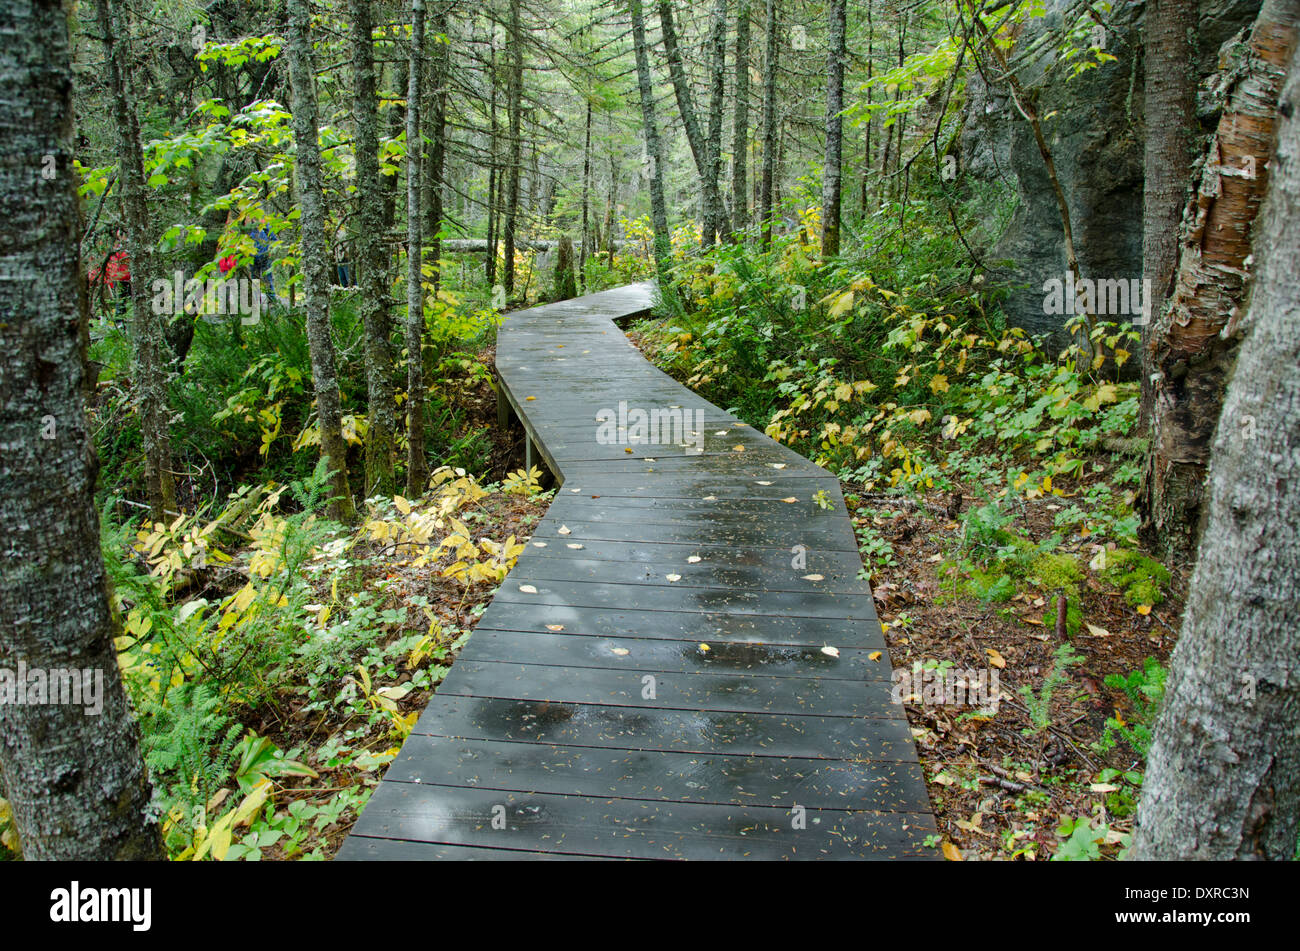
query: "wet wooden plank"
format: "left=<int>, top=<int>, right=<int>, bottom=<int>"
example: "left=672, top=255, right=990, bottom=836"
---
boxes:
left=349, top=783, right=938, bottom=860
left=410, top=695, right=920, bottom=761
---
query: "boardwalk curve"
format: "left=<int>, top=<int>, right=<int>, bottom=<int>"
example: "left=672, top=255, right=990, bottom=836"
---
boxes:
left=338, top=281, right=935, bottom=860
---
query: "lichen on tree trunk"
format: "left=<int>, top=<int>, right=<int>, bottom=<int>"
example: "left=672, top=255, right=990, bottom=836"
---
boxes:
left=287, top=0, right=356, bottom=523
left=0, top=0, right=162, bottom=860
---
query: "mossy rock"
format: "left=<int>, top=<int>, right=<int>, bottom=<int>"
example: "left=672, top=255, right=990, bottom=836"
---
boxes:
left=1102, top=549, right=1171, bottom=607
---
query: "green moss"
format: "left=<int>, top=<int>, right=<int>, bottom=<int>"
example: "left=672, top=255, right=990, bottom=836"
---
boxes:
left=1102, top=549, right=1172, bottom=607
left=1023, top=551, right=1084, bottom=595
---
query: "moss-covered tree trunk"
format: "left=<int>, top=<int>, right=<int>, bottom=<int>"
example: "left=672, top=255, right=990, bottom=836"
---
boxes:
left=0, top=0, right=162, bottom=860
left=821, top=0, right=846, bottom=257
left=1133, top=41, right=1300, bottom=859
left=287, top=0, right=356, bottom=523
left=405, top=0, right=429, bottom=496
left=348, top=0, right=397, bottom=498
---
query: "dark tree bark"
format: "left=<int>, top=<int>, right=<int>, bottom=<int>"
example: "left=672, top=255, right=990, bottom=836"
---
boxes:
left=704, top=0, right=728, bottom=246
left=405, top=0, right=429, bottom=496
left=580, top=97, right=592, bottom=288
left=287, top=0, right=356, bottom=523
left=1133, top=41, right=1300, bottom=859
left=759, top=0, right=779, bottom=248
left=1140, top=0, right=1300, bottom=561
left=502, top=0, right=523, bottom=296
left=732, top=0, right=751, bottom=232
left=1141, top=0, right=1200, bottom=429
left=424, top=1, right=449, bottom=296
left=821, top=0, right=847, bottom=257
left=629, top=0, right=671, bottom=275
left=0, top=0, right=162, bottom=860
left=96, top=0, right=174, bottom=520
left=348, top=0, right=397, bottom=498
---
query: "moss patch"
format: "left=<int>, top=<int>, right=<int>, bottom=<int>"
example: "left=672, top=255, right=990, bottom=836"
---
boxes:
left=1102, top=549, right=1172, bottom=607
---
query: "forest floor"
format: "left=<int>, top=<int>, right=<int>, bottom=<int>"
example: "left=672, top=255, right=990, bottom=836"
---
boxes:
left=857, top=486, right=1186, bottom=860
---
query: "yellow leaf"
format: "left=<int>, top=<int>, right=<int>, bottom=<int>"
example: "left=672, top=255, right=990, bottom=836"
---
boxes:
left=942, top=841, right=963, bottom=861
left=986, top=648, right=1007, bottom=669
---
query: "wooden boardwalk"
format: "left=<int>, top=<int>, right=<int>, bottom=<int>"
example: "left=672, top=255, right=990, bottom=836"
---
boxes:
left=338, top=282, right=935, bottom=860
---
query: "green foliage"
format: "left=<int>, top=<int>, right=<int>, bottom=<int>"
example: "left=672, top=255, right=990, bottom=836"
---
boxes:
left=1097, top=658, right=1167, bottom=757
left=1018, top=643, right=1084, bottom=737
left=1101, top=549, right=1172, bottom=608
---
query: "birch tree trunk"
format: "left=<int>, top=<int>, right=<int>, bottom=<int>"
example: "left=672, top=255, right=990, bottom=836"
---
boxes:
left=1140, top=0, right=1199, bottom=427
left=0, top=0, right=162, bottom=860
left=96, top=0, right=174, bottom=521
left=348, top=0, right=397, bottom=498
left=287, top=0, right=356, bottom=523
left=1133, top=41, right=1300, bottom=859
left=629, top=0, right=671, bottom=276
left=821, top=0, right=847, bottom=257
left=1140, top=0, right=1300, bottom=561
left=405, top=0, right=429, bottom=496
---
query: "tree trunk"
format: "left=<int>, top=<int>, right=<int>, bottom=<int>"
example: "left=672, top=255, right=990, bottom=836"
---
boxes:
left=705, top=0, right=728, bottom=247
left=424, top=1, right=449, bottom=295
left=821, top=0, right=847, bottom=257
left=732, top=0, right=751, bottom=232
left=658, top=0, right=729, bottom=244
left=96, top=0, right=174, bottom=521
left=1133, top=41, right=1300, bottom=859
left=1140, top=0, right=1200, bottom=429
left=486, top=28, right=499, bottom=286
left=405, top=0, right=428, bottom=496
left=502, top=0, right=523, bottom=297
left=348, top=0, right=397, bottom=498
left=1140, top=0, right=1300, bottom=561
left=759, top=0, right=779, bottom=248
left=287, top=0, right=356, bottom=523
left=0, top=0, right=162, bottom=860
left=629, top=0, right=671, bottom=276
left=580, top=97, right=592, bottom=289
left=861, top=0, right=874, bottom=212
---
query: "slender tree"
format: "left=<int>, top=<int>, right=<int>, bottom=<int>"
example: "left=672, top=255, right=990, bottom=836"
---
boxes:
left=286, top=0, right=356, bottom=523
left=658, top=0, right=729, bottom=245
left=406, top=0, right=429, bottom=495
left=821, top=0, right=847, bottom=256
left=1133, top=41, right=1300, bottom=859
left=629, top=0, right=671, bottom=275
left=0, top=0, right=162, bottom=860
left=502, top=0, right=523, bottom=296
left=348, top=0, right=397, bottom=498
left=705, top=0, right=728, bottom=246
left=732, top=0, right=751, bottom=232
left=758, top=0, right=780, bottom=247
left=96, top=0, right=175, bottom=520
